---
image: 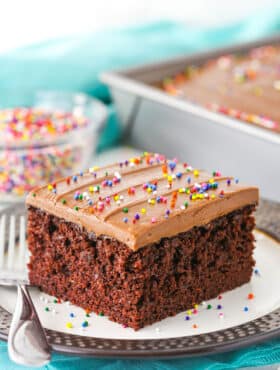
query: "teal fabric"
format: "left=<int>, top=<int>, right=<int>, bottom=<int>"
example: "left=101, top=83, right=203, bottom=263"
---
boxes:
left=1, top=338, right=280, bottom=369
left=1, top=7, right=280, bottom=370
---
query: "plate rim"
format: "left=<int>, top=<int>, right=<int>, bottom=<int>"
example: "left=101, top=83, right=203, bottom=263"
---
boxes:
left=1, top=301, right=280, bottom=359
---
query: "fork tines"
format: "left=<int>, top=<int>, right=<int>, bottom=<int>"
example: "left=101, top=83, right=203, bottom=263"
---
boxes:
left=0, top=213, right=29, bottom=279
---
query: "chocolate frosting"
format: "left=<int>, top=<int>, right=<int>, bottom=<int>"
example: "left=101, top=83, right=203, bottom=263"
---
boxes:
left=161, top=45, right=280, bottom=133
left=26, top=153, right=259, bottom=250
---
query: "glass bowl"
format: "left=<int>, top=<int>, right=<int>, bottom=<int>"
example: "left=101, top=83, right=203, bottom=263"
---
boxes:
left=0, top=90, right=107, bottom=203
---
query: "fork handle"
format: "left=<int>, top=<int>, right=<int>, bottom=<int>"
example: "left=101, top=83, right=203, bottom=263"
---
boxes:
left=8, top=284, right=51, bottom=367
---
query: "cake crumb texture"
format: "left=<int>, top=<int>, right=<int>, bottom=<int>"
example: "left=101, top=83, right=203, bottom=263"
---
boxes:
left=28, top=204, right=256, bottom=330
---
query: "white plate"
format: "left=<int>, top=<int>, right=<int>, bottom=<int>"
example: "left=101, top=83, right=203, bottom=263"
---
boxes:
left=0, top=230, right=279, bottom=341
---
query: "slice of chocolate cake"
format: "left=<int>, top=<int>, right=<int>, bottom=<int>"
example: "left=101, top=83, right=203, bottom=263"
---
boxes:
left=26, top=153, right=259, bottom=330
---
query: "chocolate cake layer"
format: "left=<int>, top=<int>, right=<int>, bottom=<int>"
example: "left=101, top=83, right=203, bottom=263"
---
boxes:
left=26, top=153, right=258, bottom=250
left=28, top=204, right=256, bottom=330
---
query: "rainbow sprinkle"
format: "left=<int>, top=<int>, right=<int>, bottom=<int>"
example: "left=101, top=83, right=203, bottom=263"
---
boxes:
left=0, top=107, right=90, bottom=198
left=36, top=152, right=243, bottom=231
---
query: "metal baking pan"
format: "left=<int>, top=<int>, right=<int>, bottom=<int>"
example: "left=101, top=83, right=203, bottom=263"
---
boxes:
left=101, top=35, right=280, bottom=201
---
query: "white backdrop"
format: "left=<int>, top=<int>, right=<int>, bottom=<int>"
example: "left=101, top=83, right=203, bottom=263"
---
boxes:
left=0, top=0, right=278, bottom=53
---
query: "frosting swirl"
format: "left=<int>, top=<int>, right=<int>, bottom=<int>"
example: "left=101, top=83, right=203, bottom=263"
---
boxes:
left=26, top=153, right=259, bottom=250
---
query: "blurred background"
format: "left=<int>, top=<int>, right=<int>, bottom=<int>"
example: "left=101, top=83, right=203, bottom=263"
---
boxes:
left=0, top=0, right=280, bottom=202
left=0, top=0, right=279, bottom=52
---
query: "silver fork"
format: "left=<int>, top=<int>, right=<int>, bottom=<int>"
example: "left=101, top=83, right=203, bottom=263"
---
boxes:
left=0, top=213, right=51, bottom=367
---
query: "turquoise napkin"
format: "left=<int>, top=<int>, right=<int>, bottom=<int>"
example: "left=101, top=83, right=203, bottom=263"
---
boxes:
left=1, top=338, right=280, bottom=369
left=1, top=7, right=280, bottom=370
